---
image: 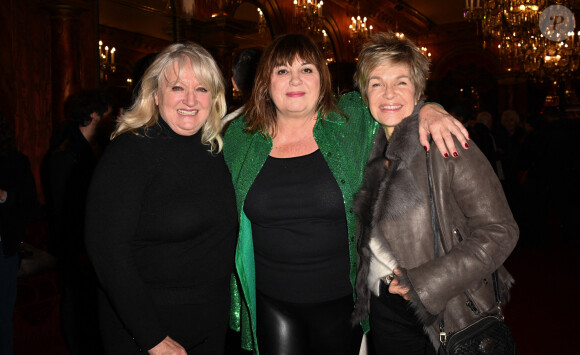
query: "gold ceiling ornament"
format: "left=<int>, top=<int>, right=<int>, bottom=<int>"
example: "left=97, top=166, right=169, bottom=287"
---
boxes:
left=464, top=0, right=579, bottom=81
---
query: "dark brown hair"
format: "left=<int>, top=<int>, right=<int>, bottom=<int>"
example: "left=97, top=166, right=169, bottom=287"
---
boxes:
left=244, top=34, right=337, bottom=135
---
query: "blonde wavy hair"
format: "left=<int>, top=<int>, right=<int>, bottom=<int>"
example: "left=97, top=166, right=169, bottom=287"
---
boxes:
left=112, top=42, right=227, bottom=152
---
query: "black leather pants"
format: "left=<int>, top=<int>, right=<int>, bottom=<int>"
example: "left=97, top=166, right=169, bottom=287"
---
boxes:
left=256, top=291, right=362, bottom=355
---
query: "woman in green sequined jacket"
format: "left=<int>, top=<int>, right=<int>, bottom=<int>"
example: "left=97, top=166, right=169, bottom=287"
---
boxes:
left=223, top=34, right=469, bottom=355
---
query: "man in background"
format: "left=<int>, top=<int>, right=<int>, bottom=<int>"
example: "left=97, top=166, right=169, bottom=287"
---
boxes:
left=46, top=89, right=113, bottom=355
left=223, top=48, right=262, bottom=127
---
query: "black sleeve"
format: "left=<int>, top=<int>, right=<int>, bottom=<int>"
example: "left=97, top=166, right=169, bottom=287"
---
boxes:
left=84, top=134, right=166, bottom=351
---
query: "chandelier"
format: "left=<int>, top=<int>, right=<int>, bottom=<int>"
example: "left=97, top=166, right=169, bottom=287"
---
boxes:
left=464, top=0, right=579, bottom=81
left=464, top=0, right=484, bottom=22
left=347, top=0, right=372, bottom=60
left=522, top=30, right=580, bottom=80
left=348, top=15, right=373, bottom=58
left=293, top=0, right=325, bottom=35
left=99, top=40, right=116, bottom=83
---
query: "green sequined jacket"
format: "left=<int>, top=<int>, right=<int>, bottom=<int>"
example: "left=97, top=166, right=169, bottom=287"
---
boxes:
left=223, top=91, right=378, bottom=354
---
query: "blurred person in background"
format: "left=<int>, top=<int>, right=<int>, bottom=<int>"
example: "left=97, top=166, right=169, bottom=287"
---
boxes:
left=0, top=113, right=40, bottom=355
left=46, top=89, right=113, bottom=354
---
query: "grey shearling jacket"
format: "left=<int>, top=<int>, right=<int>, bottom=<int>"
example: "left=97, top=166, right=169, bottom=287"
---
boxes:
left=352, top=106, right=518, bottom=348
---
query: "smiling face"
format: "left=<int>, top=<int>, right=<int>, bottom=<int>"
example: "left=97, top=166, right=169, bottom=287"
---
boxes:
left=367, top=61, right=417, bottom=135
left=154, top=59, right=212, bottom=136
left=269, top=57, right=321, bottom=120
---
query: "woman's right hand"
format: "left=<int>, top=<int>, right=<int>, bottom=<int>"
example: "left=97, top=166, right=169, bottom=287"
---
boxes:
left=388, top=268, right=410, bottom=301
left=148, top=336, right=187, bottom=355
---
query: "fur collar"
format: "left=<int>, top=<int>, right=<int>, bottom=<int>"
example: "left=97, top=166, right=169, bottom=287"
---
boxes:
left=352, top=102, right=425, bottom=324
left=369, top=102, right=425, bottom=223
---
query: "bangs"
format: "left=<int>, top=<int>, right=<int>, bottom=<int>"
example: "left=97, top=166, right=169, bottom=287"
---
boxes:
left=270, top=36, right=321, bottom=68
left=162, top=54, right=219, bottom=96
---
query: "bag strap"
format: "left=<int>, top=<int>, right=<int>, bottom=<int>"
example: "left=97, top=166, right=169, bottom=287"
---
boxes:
left=425, top=149, right=503, bottom=344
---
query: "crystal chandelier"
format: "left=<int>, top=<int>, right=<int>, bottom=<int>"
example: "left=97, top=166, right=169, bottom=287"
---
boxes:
left=293, top=0, right=325, bottom=36
left=464, top=0, right=579, bottom=80
left=522, top=30, right=580, bottom=80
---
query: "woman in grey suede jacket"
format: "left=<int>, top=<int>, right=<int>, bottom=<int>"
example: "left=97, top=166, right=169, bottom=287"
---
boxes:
left=352, top=32, right=519, bottom=354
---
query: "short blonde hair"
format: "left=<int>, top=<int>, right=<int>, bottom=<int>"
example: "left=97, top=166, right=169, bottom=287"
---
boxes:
left=113, top=42, right=227, bottom=152
left=355, top=32, right=430, bottom=105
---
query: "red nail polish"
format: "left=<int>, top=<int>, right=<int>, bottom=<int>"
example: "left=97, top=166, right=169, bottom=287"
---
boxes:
left=423, top=146, right=428, bottom=151
left=444, top=153, right=449, bottom=158
left=453, top=152, right=459, bottom=157
left=464, top=143, right=469, bottom=149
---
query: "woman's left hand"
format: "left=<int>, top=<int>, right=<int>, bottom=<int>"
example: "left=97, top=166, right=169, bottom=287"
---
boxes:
left=388, top=268, right=410, bottom=301
left=148, top=336, right=187, bottom=355
left=418, top=103, right=470, bottom=158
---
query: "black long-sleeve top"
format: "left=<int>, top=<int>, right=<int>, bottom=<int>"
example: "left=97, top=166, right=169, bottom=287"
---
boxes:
left=85, top=119, right=237, bottom=350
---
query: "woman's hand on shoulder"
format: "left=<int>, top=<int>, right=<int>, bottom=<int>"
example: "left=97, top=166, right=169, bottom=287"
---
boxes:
left=148, top=336, right=187, bottom=355
left=418, top=103, right=470, bottom=158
